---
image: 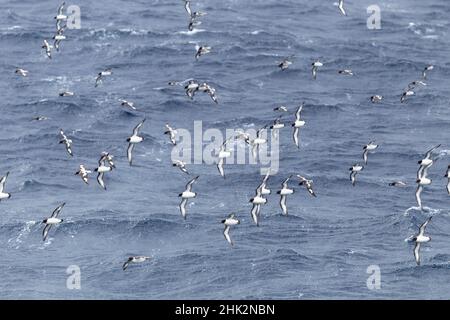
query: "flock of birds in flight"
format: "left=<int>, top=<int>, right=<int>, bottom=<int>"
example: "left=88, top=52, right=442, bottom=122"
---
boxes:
left=3, top=0, right=450, bottom=269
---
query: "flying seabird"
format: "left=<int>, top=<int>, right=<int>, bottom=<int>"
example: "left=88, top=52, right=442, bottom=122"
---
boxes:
left=278, top=56, right=293, bottom=71
left=101, top=152, right=116, bottom=169
left=338, top=0, right=346, bottom=16
left=363, top=141, right=378, bottom=165
left=338, top=69, right=353, bottom=76
left=270, top=116, right=285, bottom=138
left=164, top=123, right=177, bottom=145
left=52, top=32, right=66, bottom=52
left=250, top=125, right=267, bottom=161
left=54, top=2, right=67, bottom=22
left=292, top=103, right=306, bottom=148
left=32, top=116, right=48, bottom=121
left=179, top=176, right=199, bottom=219
left=370, top=95, right=383, bottom=103
left=0, top=172, right=11, bottom=201
left=277, top=176, right=294, bottom=215
left=95, top=68, right=113, bottom=87
left=94, top=154, right=113, bottom=190
left=400, top=90, right=415, bottom=103
left=195, top=45, right=211, bottom=60
left=410, top=217, right=432, bottom=265
left=173, top=160, right=189, bottom=174
left=198, top=82, right=218, bottom=104
left=235, top=130, right=251, bottom=145
left=416, top=176, right=432, bottom=209
left=349, top=164, right=364, bottom=186
left=122, top=256, right=151, bottom=271
left=59, top=129, right=73, bottom=157
left=42, top=40, right=53, bottom=59
left=59, top=91, right=74, bottom=97
left=185, top=80, right=200, bottom=99
left=222, top=213, right=240, bottom=246
left=217, top=138, right=233, bottom=178
left=422, top=65, right=434, bottom=80
left=311, top=60, right=323, bottom=80
left=297, top=175, right=316, bottom=197
left=42, top=203, right=65, bottom=241
left=75, top=165, right=91, bottom=184
left=418, top=144, right=441, bottom=170
left=407, top=80, right=427, bottom=90
left=127, top=119, right=146, bottom=166
left=249, top=184, right=267, bottom=226
left=15, top=68, right=29, bottom=77
left=389, top=181, right=407, bottom=187
left=273, top=106, right=288, bottom=112
left=119, top=99, right=137, bottom=111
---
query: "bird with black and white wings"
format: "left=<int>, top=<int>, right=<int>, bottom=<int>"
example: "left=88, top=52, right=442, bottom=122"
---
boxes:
left=277, top=175, right=294, bottom=215
left=217, top=137, right=234, bottom=178
left=222, top=213, right=240, bottom=246
left=127, top=119, right=145, bottom=166
left=179, top=176, right=199, bottom=219
left=412, top=217, right=432, bottom=266
left=292, top=104, right=306, bottom=148
left=164, top=123, right=177, bottom=145
left=297, top=175, right=316, bottom=197
left=338, top=0, right=346, bottom=16
left=42, top=203, right=66, bottom=241
left=59, top=129, right=73, bottom=156
left=173, top=160, right=189, bottom=175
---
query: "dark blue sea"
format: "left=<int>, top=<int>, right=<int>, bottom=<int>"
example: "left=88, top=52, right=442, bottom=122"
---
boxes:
left=0, top=0, right=449, bottom=299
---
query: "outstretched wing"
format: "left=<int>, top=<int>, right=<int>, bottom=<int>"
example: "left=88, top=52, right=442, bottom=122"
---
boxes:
left=43, top=224, right=52, bottom=241
left=185, top=176, right=199, bottom=191
left=223, top=226, right=233, bottom=246
left=295, top=104, right=303, bottom=121
left=363, top=149, right=368, bottom=165
left=251, top=204, right=259, bottom=226
left=51, top=203, right=66, bottom=218
left=0, top=172, right=9, bottom=193
left=97, top=172, right=106, bottom=190
left=280, top=195, right=287, bottom=215
left=293, top=127, right=299, bottom=148
left=419, top=217, right=432, bottom=236
left=217, top=158, right=225, bottom=178
left=180, top=198, right=188, bottom=219
left=184, top=0, right=192, bottom=16
left=413, top=242, right=421, bottom=266
left=415, top=185, right=423, bottom=209
left=133, top=119, right=146, bottom=136
left=127, top=143, right=135, bottom=166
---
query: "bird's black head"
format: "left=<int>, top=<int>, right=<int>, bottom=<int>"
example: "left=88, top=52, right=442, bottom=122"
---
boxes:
left=60, top=219, right=64, bottom=223
left=126, top=138, right=131, bottom=142
left=221, top=219, right=226, bottom=224
left=42, top=219, right=47, bottom=224
left=178, top=193, right=183, bottom=197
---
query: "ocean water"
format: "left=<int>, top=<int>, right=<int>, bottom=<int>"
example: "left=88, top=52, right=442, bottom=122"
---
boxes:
left=0, top=0, right=449, bottom=299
